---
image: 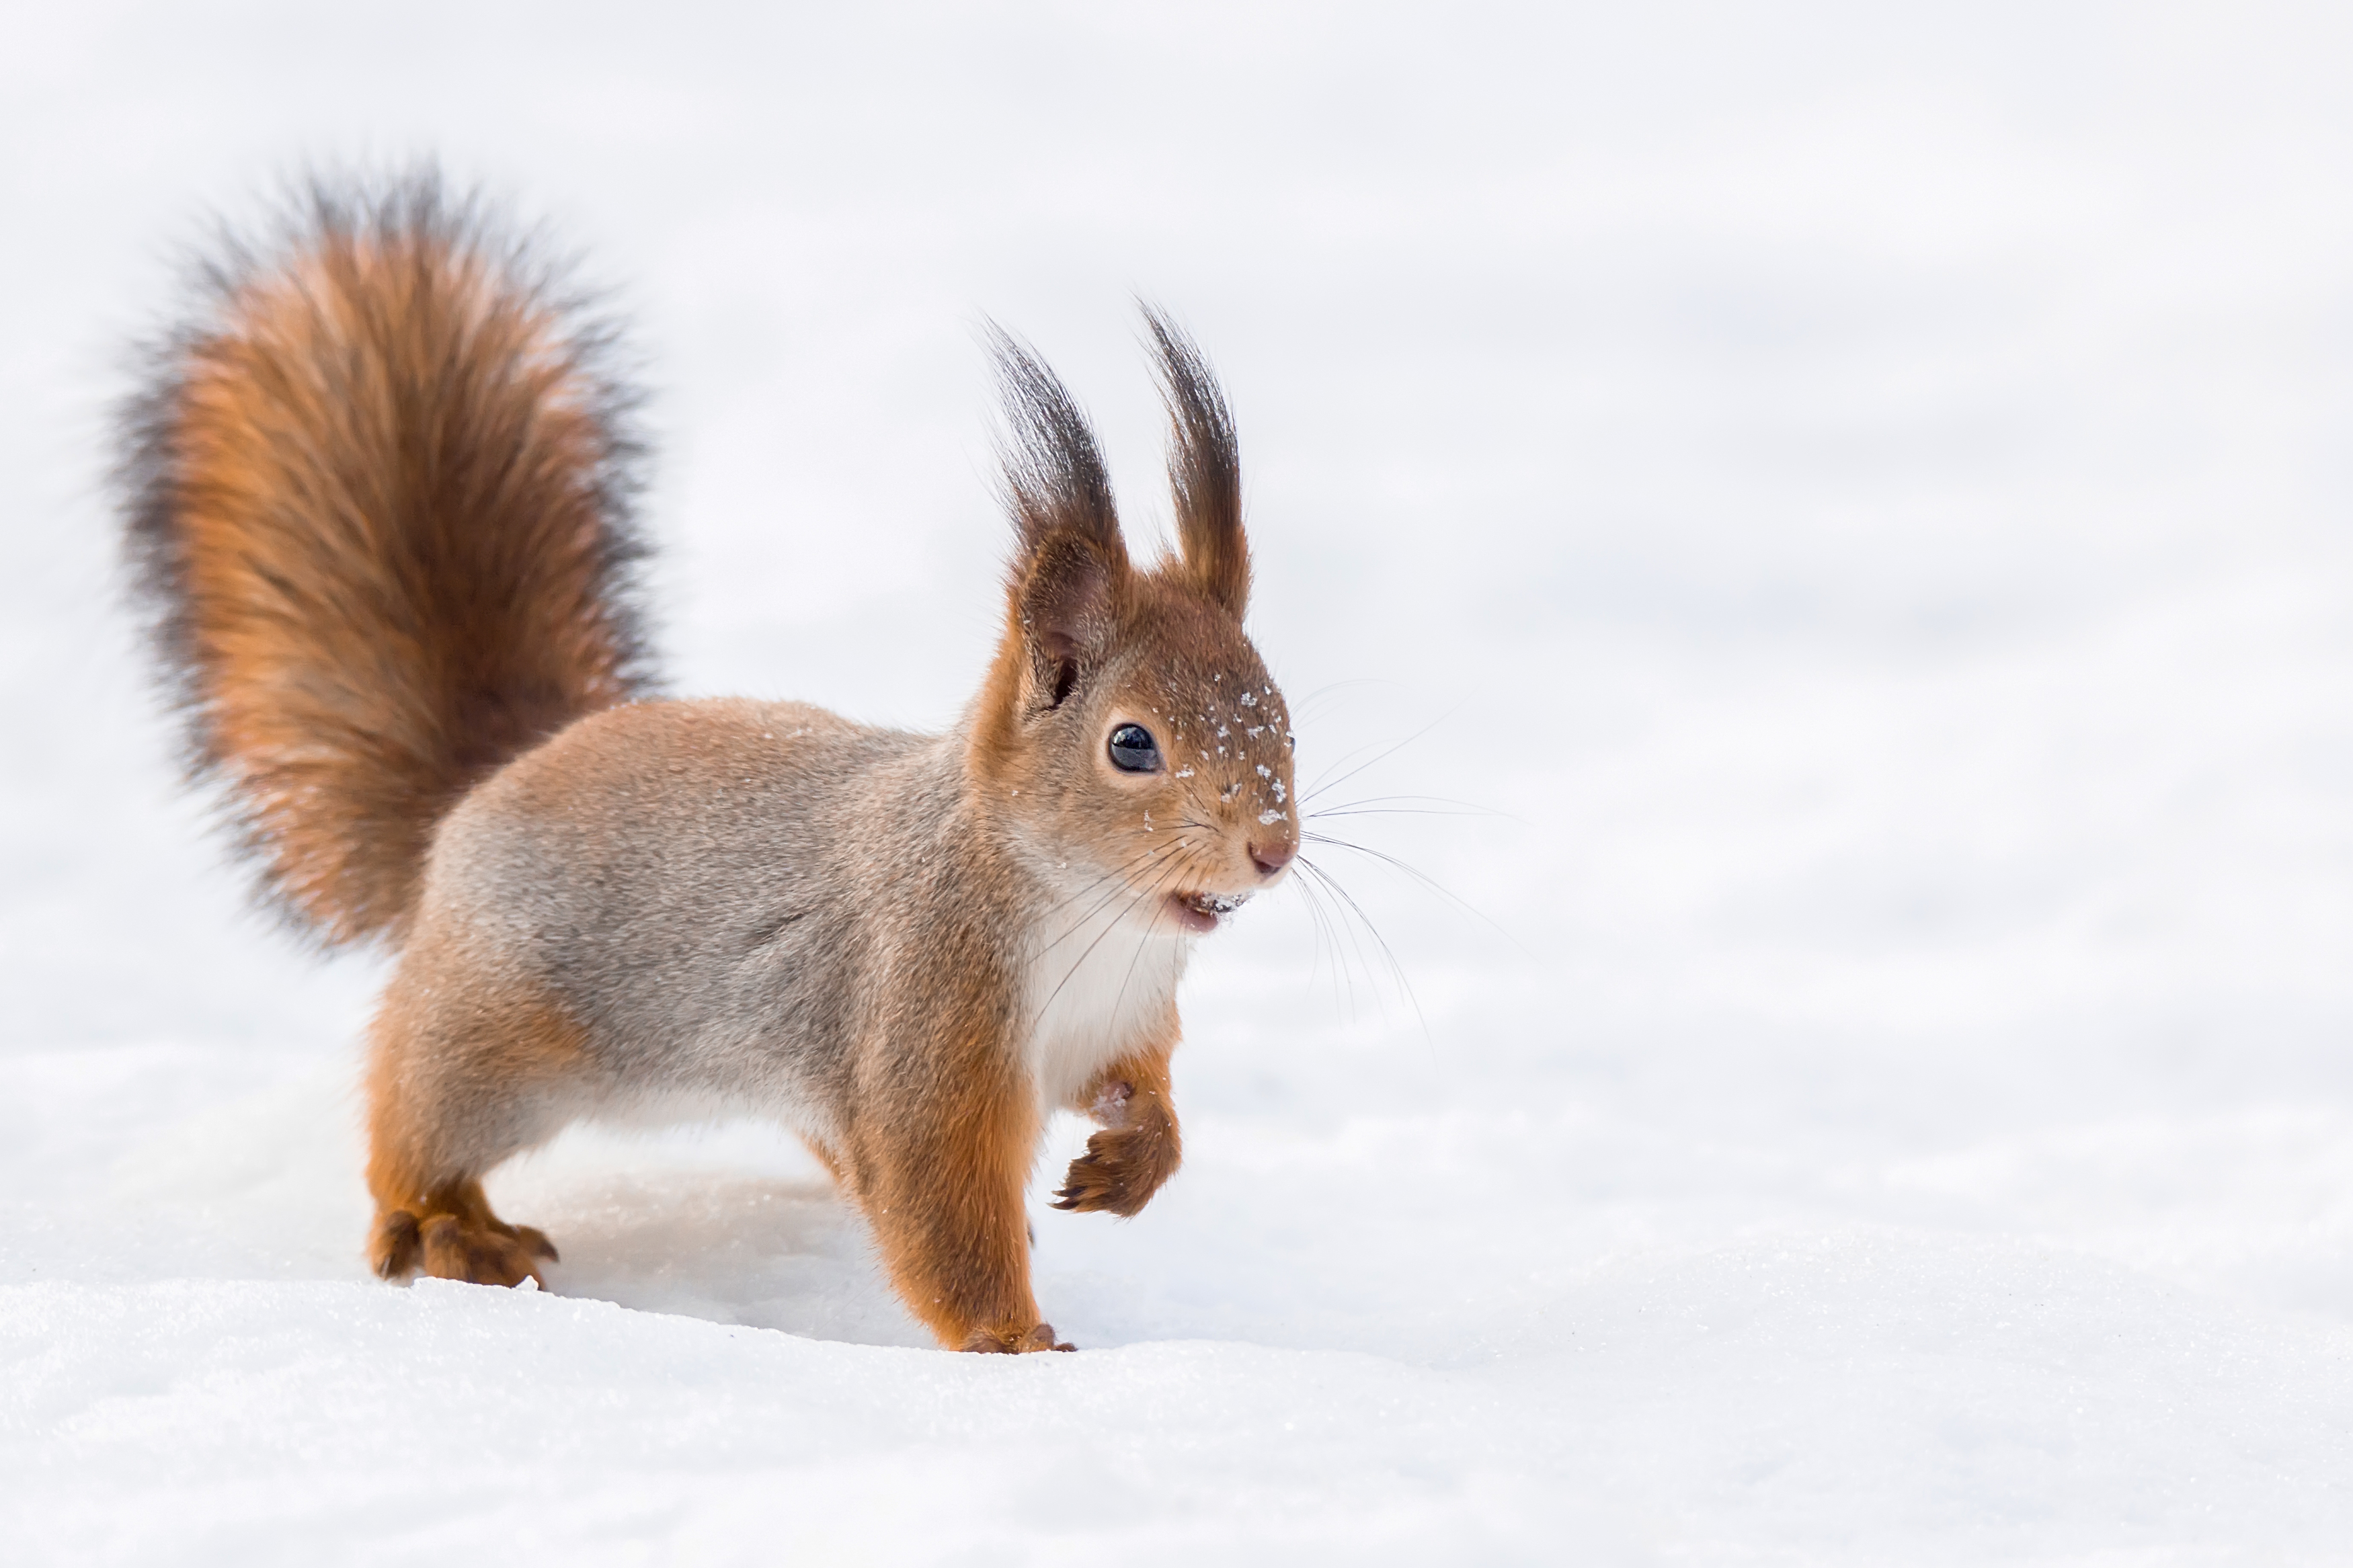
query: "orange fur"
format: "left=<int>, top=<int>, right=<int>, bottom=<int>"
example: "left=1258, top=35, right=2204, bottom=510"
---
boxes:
left=124, top=179, right=652, bottom=946
left=1054, top=1027, right=1184, bottom=1218
left=831, top=932, right=1071, bottom=1350
left=362, top=938, right=586, bottom=1288
left=124, top=176, right=1293, bottom=1355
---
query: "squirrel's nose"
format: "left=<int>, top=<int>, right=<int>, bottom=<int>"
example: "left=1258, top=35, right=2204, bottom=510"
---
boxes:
left=1248, top=838, right=1296, bottom=878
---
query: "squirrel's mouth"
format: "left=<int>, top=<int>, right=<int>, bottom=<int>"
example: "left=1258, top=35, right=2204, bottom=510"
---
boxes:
left=1169, top=889, right=1249, bottom=934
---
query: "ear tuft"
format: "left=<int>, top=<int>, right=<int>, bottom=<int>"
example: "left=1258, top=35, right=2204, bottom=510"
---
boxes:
left=988, top=327, right=1130, bottom=710
left=989, top=325, right=1125, bottom=561
left=1144, top=306, right=1248, bottom=618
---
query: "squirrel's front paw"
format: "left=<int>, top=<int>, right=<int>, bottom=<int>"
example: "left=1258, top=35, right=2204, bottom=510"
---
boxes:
left=962, top=1321, right=1077, bottom=1353
left=1051, top=1122, right=1179, bottom=1216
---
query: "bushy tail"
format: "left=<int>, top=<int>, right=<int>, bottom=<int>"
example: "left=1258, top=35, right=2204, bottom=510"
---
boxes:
left=119, top=172, right=657, bottom=947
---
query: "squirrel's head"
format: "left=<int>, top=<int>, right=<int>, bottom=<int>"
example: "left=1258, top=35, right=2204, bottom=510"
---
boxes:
left=972, top=312, right=1296, bottom=935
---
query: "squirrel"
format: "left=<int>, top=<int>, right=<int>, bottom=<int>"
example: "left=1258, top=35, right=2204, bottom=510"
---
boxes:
left=118, top=173, right=1298, bottom=1354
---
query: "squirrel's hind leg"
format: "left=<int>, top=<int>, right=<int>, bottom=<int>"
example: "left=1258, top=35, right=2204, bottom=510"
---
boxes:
left=370, top=1178, right=559, bottom=1286
left=362, top=943, right=584, bottom=1288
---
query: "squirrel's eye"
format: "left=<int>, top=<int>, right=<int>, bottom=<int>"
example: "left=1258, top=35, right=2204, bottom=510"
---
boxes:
left=1107, top=723, right=1162, bottom=773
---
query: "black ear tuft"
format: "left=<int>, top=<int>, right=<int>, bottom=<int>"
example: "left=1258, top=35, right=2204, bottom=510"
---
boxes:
left=988, top=325, right=1125, bottom=563
left=988, top=326, right=1129, bottom=709
left=1143, top=306, right=1248, bottom=618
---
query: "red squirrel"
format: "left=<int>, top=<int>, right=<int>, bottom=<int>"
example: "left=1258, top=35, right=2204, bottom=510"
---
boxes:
left=120, top=174, right=1298, bottom=1354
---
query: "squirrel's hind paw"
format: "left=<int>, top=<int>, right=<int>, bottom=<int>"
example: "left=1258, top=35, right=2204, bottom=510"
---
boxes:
left=962, top=1321, right=1077, bottom=1353
left=370, top=1206, right=558, bottom=1288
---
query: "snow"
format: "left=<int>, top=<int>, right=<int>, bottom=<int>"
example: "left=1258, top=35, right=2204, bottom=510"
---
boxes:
left=9, top=2, right=2353, bottom=1561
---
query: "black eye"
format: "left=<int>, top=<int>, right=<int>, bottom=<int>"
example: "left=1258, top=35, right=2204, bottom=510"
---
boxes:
left=1108, top=723, right=1162, bottom=773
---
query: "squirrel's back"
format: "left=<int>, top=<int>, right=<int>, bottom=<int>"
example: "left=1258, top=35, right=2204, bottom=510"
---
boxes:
left=120, top=175, right=655, bottom=946
left=420, top=696, right=974, bottom=1123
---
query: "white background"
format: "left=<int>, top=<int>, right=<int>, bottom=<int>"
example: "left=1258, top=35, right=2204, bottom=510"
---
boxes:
left=6, top=3, right=2353, bottom=1561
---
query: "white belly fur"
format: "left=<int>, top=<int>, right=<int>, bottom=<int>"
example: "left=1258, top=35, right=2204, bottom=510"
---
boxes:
left=1020, top=874, right=1193, bottom=1113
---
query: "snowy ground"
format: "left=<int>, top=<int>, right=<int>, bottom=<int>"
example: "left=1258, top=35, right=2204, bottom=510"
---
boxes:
left=8, top=3, right=2353, bottom=1562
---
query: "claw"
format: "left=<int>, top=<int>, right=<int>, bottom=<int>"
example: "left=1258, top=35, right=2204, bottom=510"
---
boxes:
left=370, top=1209, right=424, bottom=1280
left=962, top=1322, right=1078, bottom=1354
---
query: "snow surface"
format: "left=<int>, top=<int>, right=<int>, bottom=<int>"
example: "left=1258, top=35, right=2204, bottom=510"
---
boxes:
left=9, top=3, right=2353, bottom=1561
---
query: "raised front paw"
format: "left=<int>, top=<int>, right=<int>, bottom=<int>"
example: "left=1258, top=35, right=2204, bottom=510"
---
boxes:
left=962, top=1321, right=1077, bottom=1353
left=1051, top=1122, right=1180, bottom=1216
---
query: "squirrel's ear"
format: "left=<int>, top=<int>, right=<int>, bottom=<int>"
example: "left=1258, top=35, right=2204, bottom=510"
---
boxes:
left=990, top=327, right=1129, bottom=706
left=1145, top=307, right=1248, bottom=620
left=1016, top=533, right=1116, bottom=708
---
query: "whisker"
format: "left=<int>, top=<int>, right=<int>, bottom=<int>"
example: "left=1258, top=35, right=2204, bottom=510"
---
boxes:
left=1035, top=842, right=1164, bottom=923
left=1308, top=806, right=1496, bottom=821
left=1289, top=856, right=1365, bottom=1020
left=1297, top=677, right=1396, bottom=705
left=1301, top=859, right=1381, bottom=1016
left=1108, top=843, right=1200, bottom=1024
left=1301, top=830, right=1526, bottom=956
left=1033, top=843, right=1176, bottom=957
left=1291, top=677, right=1400, bottom=725
left=1301, top=712, right=1454, bottom=806
left=1296, top=736, right=1398, bottom=802
left=1307, top=792, right=1509, bottom=821
left=1298, top=855, right=1429, bottom=1043
left=1027, top=853, right=1190, bottom=1033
